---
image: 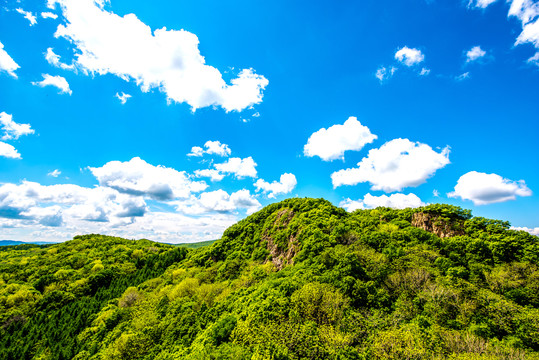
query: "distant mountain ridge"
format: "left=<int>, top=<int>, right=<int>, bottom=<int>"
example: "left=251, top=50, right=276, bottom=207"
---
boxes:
left=0, top=240, right=58, bottom=246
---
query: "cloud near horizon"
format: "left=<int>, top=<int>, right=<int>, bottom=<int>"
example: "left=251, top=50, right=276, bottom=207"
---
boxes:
left=0, top=155, right=270, bottom=243
left=340, top=193, right=425, bottom=212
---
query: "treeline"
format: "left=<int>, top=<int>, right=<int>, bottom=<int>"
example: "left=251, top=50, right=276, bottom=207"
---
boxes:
left=0, top=199, right=538, bottom=359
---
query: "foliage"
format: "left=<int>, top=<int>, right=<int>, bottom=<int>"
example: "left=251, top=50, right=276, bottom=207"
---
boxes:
left=0, top=199, right=538, bottom=359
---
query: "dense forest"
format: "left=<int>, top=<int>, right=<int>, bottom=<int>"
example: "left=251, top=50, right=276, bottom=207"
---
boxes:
left=1, top=198, right=538, bottom=359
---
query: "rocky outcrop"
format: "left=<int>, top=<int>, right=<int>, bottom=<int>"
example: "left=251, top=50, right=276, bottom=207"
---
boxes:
left=263, top=208, right=299, bottom=270
left=412, top=212, right=465, bottom=238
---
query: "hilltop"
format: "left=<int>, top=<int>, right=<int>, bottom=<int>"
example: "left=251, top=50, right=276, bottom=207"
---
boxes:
left=1, top=198, right=538, bottom=360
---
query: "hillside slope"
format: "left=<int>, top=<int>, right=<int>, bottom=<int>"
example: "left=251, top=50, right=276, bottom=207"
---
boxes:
left=1, top=198, right=538, bottom=360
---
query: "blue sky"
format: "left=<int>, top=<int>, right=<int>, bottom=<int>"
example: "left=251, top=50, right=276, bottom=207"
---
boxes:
left=0, top=0, right=538, bottom=243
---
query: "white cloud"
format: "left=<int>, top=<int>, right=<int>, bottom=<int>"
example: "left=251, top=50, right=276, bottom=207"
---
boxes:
left=395, top=46, right=425, bottom=66
left=194, top=169, right=225, bottom=182
left=0, top=41, right=20, bottom=78
left=362, top=193, right=424, bottom=209
left=470, top=1, right=539, bottom=65
left=515, top=17, right=539, bottom=47
left=205, top=140, right=231, bottom=156
left=331, top=138, right=450, bottom=192
left=419, top=68, right=431, bottom=76
left=48, top=169, right=62, bottom=177
left=255, top=173, right=297, bottom=198
left=45, top=48, right=75, bottom=70
left=509, top=0, right=539, bottom=57
left=188, top=146, right=204, bottom=157
left=32, top=74, right=72, bottom=94
left=41, top=12, right=58, bottom=19
left=16, top=8, right=37, bottom=26
left=340, top=193, right=424, bottom=212
left=214, top=157, right=257, bottom=178
left=175, top=189, right=261, bottom=215
left=22, top=206, right=64, bottom=227
left=466, top=46, right=487, bottom=62
left=0, top=152, right=271, bottom=243
left=188, top=140, right=231, bottom=157
left=49, top=0, right=268, bottom=112
left=0, top=112, right=34, bottom=140
left=455, top=72, right=470, bottom=81
left=468, top=0, right=499, bottom=9
left=509, top=0, right=539, bottom=26
left=528, top=51, right=539, bottom=65
left=89, top=157, right=207, bottom=200
left=0, top=141, right=21, bottom=159
left=511, top=226, right=539, bottom=236
left=448, top=171, right=532, bottom=205
left=115, top=92, right=132, bottom=104
left=0, top=181, right=147, bottom=223
left=304, top=117, right=377, bottom=161
left=375, top=66, right=397, bottom=82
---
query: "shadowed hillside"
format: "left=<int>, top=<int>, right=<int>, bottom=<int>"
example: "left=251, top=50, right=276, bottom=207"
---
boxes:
left=1, top=198, right=538, bottom=360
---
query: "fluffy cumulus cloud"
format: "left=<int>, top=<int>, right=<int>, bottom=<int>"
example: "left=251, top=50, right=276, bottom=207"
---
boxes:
left=175, top=189, right=261, bottom=215
left=214, top=157, right=257, bottom=178
left=395, top=46, right=425, bottom=66
left=0, top=181, right=147, bottom=224
left=188, top=140, right=231, bottom=157
left=304, top=117, right=377, bottom=161
left=331, top=138, right=450, bottom=192
left=0, top=155, right=269, bottom=243
left=194, top=169, right=225, bottom=182
left=0, top=142, right=21, bottom=159
left=255, top=173, right=297, bottom=198
left=16, top=8, right=37, bottom=26
left=0, top=41, right=20, bottom=78
left=48, top=0, right=268, bottom=112
left=511, top=226, right=539, bottom=236
left=89, top=157, right=207, bottom=200
left=32, top=74, right=72, bottom=94
left=340, top=193, right=424, bottom=212
left=448, top=171, right=532, bottom=205
left=0, top=112, right=34, bottom=140
left=466, top=46, right=487, bottom=62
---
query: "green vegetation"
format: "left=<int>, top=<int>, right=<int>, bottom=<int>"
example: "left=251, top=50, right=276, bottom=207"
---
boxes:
left=1, top=198, right=538, bottom=360
left=175, top=239, right=217, bottom=249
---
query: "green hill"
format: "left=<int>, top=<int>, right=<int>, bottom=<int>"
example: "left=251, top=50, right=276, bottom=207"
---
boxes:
left=1, top=198, right=538, bottom=360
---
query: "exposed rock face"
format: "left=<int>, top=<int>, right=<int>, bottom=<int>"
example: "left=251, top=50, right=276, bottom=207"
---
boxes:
left=263, top=208, right=299, bottom=270
left=412, top=212, right=465, bottom=238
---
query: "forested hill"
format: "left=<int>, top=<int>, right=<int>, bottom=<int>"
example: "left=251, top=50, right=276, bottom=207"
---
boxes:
left=1, top=198, right=538, bottom=360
